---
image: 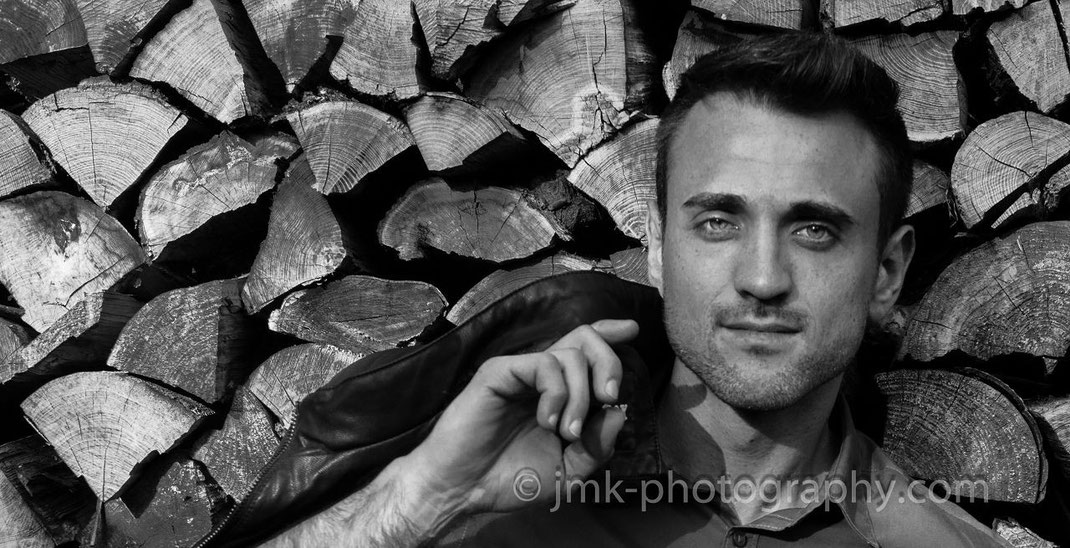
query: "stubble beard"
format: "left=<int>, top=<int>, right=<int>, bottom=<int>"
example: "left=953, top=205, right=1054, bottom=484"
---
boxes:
left=663, top=301, right=859, bottom=412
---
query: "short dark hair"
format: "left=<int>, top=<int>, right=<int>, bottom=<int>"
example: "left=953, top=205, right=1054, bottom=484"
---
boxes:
left=655, top=32, right=912, bottom=245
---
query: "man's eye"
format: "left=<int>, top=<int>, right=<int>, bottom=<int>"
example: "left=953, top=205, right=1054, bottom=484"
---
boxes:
left=794, top=224, right=834, bottom=243
left=698, top=218, right=738, bottom=237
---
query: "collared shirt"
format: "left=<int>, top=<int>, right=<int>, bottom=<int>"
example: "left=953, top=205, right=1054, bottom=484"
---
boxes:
left=431, top=393, right=1012, bottom=547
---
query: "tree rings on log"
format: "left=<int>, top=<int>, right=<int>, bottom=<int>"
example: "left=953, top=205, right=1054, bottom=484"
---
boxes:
left=0, top=435, right=95, bottom=546
left=568, top=118, right=657, bottom=244
left=851, top=31, right=965, bottom=145
left=21, top=78, right=190, bottom=207
left=243, top=0, right=348, bottom=91
left=609, top=247, right=649, bottom=286
left=328, top=0, right=421, bottom=99
left=20, top=371, right=212, bottom=500
left=0, top=0, right=86, bottom=64
left=0, top=192, right=146, bottom=331
left=902, top=222, right=1070, bottom=378
left=246, top=343, right=363, bottom=430
left=693, top=0, right=813, bottom=29
left=820, top=0, right=943, bottom=28
left=951, top=111, right=1070, bottom=229
left=1029, top=395, right=1070, bottom=479
left=985, top=0, right=1070, bottom=114
left=0, top=110, right=51, bottom=199
left=447, top=253, right=609, bottom=325
left=379, top=178, right=559, bottom=262
left=414, top=0, right=500, bottom=80
left=136, top=130, right=296, bottom=266
left=0, top=292, right=141, bottom=387
left=875, top=367, right=1046, bottom=504
left=128, top=0, right=254, bottom=123
left=464, top=0, right=651, bottom=167
left=269, top=275, right=446, bottom=352
left=108, top=278, right=257, bottom=405
left=663, top=11, right=748, bottom=101
left=193, top=387, right=278, bottom=499
left=242, top=155, right=347, bottom=314
left=952, top=0, right=1027, bottom=16
left=404, top=92, right=525, bottom=172
left=73, top=0, right=171, bottom=73
left=905, top=161, right=950, bottom=220
left=286, top=100, right=414, bottom=194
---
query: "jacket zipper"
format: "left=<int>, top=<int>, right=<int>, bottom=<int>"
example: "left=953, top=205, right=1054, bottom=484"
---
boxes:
left=193, top=415, right=300, bottom=548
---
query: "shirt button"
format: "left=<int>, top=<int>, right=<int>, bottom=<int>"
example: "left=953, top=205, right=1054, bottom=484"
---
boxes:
left=730, top=530, right=749, bottom=547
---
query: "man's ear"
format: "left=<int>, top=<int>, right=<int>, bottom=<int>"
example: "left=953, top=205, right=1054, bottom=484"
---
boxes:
left=645, top=199, right=664, bottom=294
left=869, top=224, right=915, bottom=322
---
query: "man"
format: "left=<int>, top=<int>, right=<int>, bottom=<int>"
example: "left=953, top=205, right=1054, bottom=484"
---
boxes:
left=261, top=32, right=1012, bottom=547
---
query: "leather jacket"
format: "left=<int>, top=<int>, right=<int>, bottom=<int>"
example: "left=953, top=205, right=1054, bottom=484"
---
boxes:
left=195, top=271, right=675, bottom=548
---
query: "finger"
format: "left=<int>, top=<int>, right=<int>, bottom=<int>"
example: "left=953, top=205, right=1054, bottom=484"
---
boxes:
left=561, top=406, right=626, bottom=480
left=478, top=353, right=567, bottom=430
left=550, top=322, right=634, bottom=404
left=547, top=347, right=589, bottom=441
left=588, top=319, right=640, bottom=345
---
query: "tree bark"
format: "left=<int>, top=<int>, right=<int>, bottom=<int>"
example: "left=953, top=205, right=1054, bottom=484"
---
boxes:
left=0, top=435, right=94, bottom=546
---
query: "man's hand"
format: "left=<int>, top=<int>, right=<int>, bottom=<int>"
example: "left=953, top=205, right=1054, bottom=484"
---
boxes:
left=398, top=319, right=640, bottom=530
left=260, top=319, right=639, bottom=547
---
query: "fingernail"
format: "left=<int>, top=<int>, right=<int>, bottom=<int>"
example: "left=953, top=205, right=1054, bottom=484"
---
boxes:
left=569, top=419, right=582, bottom=437
left=605, top=379, right=618, bottom=400
left=547, top=414, right=558, bottom=428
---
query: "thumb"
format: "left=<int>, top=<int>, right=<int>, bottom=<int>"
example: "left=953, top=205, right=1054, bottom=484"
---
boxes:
left=561, top=406, right=626, bottom=480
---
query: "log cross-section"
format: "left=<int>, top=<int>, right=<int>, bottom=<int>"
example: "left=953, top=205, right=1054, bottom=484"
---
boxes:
left=328, top=0, right=422, bottom=99
left=246, top=343, right=363, bottom=430
left=20, top=371, right=212, bottom=501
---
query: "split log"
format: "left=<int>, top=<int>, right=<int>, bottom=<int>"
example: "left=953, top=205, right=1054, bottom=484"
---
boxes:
left=0, top=318, right=29, bottom=363
left=21, top=371, right=212, bottom=500
left=403, top=92, right=526, bottom=172
left=447, top=253, right=609, bottom=325
left=285, top=101, right=414, bottom=194
left=269, top=275, right=446, bottom=352
left=993, top=518, right=1057, bottom=548
left=0, top=192, right=146, bottom=331
left=1029, top=396, right=1070, bottom=478
left=0, top=470, right=52, bottom=547
left=0, top=436, right=95, bottom=546
left=953, top=0, right=1027, bottom=15
left=567, top=118, right=657, bottom=244
left=128, top=0, right=254, bottom=122
left=950, top=111, right=1070, bottom=229
left=0, top=0, right=86, bottom=65
left=522, top=171, right=604, bottom=242
left=243, top=0, right=347, bottom=91
left=21, top=78, right=191, bottom=208
left=241, top=155, right=347, bottom=314
left=0, top=110, right=51, bottom=199
left=609, top=247, right=649, bottom=286
left=0, top=292, right=141, bottom=387
left=246, top=343, right=364, bottom=431
left=328, top=0, right=421, bottom=99
left=193, top=387, right=278, bottom=499
left=107, top=278, right=258, bottom=405
left=875, top=367, right=1046, bottom=503
left=851, top=31, right=965, bottom=145
left=136, top=130, right=297, bottom=277
left=819, top=0, right=942, bottom=28
left=464, top=0, right=654, bottom=167
left=413, top=0, right=575, bottom=80
left=82, top=456, right=221, bottom=548
left=692, top=0, right=813, bottom=29
left=663, top=11, right=748, bottom=100
left=985, top=0, right=1070, bottom=114
left=73, top=0, right=174, bottom=73
left=905, top=160, right=950, bottom=220
left=901, top=222, right=1070, bottom=378
left=379, top=178, right=559, bottom=262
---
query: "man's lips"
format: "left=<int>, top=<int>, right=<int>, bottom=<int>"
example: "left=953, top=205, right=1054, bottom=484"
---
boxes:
left=719, top=320, right=802, bottom=334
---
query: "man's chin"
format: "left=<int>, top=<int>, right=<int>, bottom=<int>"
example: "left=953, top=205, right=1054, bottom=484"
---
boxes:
left=690, top=360, right=818, bottom=412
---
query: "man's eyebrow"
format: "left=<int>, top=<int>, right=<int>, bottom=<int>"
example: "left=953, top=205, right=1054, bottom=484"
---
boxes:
left=787, top=201, right=856, bottom=228
left=681, top=193, right=747, bottom=213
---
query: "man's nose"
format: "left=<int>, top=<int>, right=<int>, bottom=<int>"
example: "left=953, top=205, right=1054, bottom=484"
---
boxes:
left=733, top=229, right=793, bottom=302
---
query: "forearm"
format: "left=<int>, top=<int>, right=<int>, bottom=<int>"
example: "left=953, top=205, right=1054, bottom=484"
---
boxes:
left=259, top=456, right=463, bottom=548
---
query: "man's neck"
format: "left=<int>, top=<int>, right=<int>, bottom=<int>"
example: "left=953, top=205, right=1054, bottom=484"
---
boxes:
left=656, top=359, right=843, bottom=523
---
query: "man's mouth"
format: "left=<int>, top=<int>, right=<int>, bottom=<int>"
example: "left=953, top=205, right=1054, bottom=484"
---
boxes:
left=719, top=320, right=802, bottom=334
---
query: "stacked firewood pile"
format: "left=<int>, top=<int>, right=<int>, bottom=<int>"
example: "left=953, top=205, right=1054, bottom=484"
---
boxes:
left=1, top=0, right=1069, bottom=546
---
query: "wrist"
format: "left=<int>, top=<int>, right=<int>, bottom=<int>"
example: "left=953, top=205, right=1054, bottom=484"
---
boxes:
left=379, top=453, right=470, bottom=541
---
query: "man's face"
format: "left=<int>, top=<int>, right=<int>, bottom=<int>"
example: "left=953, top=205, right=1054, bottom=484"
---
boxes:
left=647, top=93, right=908, bottom=411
